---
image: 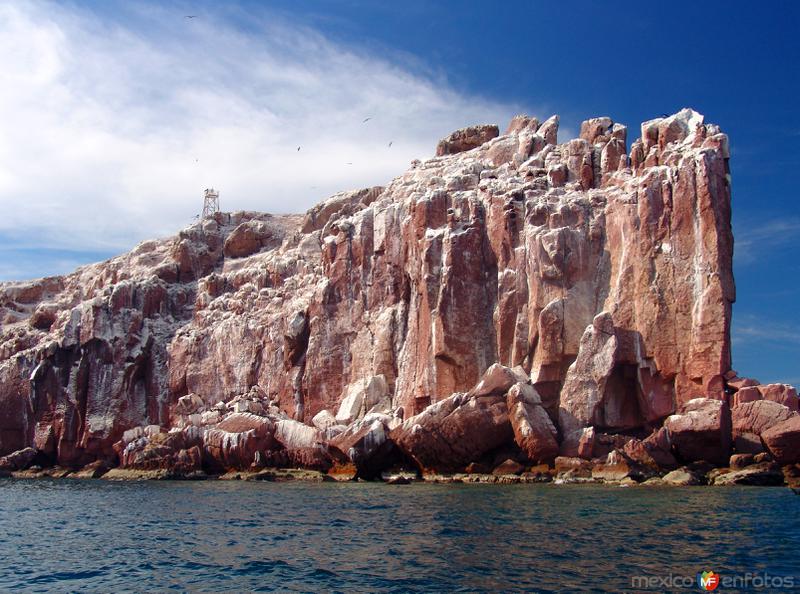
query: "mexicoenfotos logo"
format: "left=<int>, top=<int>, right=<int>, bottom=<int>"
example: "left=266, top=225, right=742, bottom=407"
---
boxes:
left=698, top=571, right=720, bottom=591
left=631, top=570, right=796, bottom=590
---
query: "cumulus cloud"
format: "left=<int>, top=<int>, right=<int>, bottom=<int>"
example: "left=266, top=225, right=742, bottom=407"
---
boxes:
left=0, top=1, right=524, bottom=270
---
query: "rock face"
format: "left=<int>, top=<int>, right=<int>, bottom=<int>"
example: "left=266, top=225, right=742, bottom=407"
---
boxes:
left=0, top=108, right=787, bottom=477
left=0, top=446, right=37, bottom=470
left=762, top=417, right=800, bottom=464
left=731, top=400, right=796, bottom=454
left=391, top=391, right=512, bottom=473
left=436, top=124, right=500, bottom=156
left=663, top=398, right=732, bottom=465
left=507, top=382, right=558, bottom=463
left=223, top=220, right=282, bottom=259
left=711, top=464, right=784, bottom=486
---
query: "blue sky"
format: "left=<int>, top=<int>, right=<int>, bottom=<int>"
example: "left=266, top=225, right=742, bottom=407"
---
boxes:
left=0, top=1, right=798, bottom=384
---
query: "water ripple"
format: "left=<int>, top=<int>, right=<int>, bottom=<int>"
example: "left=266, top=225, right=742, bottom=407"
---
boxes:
left=0, top=480, right=798, bottom=592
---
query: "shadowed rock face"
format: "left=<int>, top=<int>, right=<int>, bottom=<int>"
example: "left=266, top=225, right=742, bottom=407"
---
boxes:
left=0, top=108, right=778, bottom=475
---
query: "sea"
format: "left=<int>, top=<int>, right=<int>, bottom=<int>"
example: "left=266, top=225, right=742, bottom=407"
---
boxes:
left=0, top=479, right=798, bottom=593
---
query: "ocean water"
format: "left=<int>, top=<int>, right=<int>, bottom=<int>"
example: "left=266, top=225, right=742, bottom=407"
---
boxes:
left=0, top=480, right=798, bottom=593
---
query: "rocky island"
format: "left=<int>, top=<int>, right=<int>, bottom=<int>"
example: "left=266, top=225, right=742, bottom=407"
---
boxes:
left=1, top=109, right=798, bottom=487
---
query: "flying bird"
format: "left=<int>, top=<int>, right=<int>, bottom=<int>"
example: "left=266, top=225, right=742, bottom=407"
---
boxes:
left=362, top=117, right=372, bottom=123
left=297, top=146, right=301, bottom=151
left=185, top=15, right=197, bottom=19
left=345, top=162, right=353, bottom=165
left=388, top=141, right=393, bottom=148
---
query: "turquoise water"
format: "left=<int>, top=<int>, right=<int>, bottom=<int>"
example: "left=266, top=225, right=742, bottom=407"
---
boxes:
left=0, top=479, right=798, bottom=592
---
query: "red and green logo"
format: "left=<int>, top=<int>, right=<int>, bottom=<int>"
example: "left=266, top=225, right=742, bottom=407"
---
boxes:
left=697, top=571, right=720, bottom=591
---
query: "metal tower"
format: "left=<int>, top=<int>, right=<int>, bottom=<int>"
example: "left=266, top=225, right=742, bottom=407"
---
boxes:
left=202, top=188, right=219, bottom=219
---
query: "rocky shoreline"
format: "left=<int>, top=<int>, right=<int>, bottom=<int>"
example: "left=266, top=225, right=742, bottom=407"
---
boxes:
left=4, top=460, right=798, bottom=490
left=2, top=360, right=798, bottom=489
left=1, top=108, right=799, bottom=485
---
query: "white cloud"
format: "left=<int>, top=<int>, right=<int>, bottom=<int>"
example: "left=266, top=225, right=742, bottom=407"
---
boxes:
left=0, top=1, right=526, bottom=259
left=734, top=218, right=800, bottom=266
left=732, top=314, right=800, bottom=346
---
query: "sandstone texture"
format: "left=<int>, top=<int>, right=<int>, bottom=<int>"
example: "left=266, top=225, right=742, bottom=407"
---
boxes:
left=0, top=108, right=796, bottom=480
left=762, top=417, right=800, bottom=464
left=663, top=398, right=732, bottom=465
left=731, top=400, right=796, bottom=454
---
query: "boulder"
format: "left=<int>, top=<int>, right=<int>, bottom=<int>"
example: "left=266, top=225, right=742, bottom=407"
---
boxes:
left=754, top=452, right=772, bottom=464
left=506, top=382, right=558, bottom=463
left=662, top=467, right=702, bottom=486
left=757, top=384, right=799, bottom=412
left=592, top=450, right=637, bottom=482
left=731, top=386, right=762, bottom=408
left=435, top=124, right=499, bottom=156
left=537, top=115, right=559, bottom=145
left=0, top=447, right=38, bottom=471
left=554, top=456, right=592, bottom=480
left=120, top=430, right=204, bottom=476
left=29, top=304, right=58, bottom=330
left=726, top=376, right=760, bottom=391
left=579, top=117, right=613, bottom=144
left=731, top=400, right=795, bottom=454
left=762, top=416, right=800, bottom=464
left=391, top=392, right=512, bottom=473
left=492, top=459, right=524, bottom=476
left=329, top=414, right=401, bottom=478
left=311, top=409, right=338, bottom=431
left=273, top=419, right=329, bottom=470
left=505, top=115, right=539, bottom=135
left=559, top=312, right=619, bottom=454
left=204, top=413, right=276, bottom=470
left=623, top=428, right=678, bottom=470
left=711, top=463, right=784, bottom=486
left=663, top=398, right=731, bottom=465
left=469, top=364, right=527, bottom=398
left=274, top=419, right=321, bottom=450
left=335, top=375, right=390, bottom=425
left=71, top=459, right=112, bottom=479
left=729, top=453, right=755, bottom=469
left=650, top=108, right=704, bottom=148
left=223, top=220, right=277, bottom=258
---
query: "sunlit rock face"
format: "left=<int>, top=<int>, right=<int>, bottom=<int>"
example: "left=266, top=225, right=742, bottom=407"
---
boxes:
left=0, top=107, right=766, bottom=474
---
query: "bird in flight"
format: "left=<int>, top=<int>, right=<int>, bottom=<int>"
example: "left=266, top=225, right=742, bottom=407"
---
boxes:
left=388, top=141, right=393, bottom=148
left=362, top=117, right=372, bottom=123
left=185, top=15, right=197, bottom=19
left=297, top=146, right=301, bottom=151
left=345, top=162, right=353, bottom=165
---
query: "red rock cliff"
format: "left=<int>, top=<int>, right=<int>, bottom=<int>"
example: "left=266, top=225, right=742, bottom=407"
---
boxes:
left=2, top=108, right=795, bottom=478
